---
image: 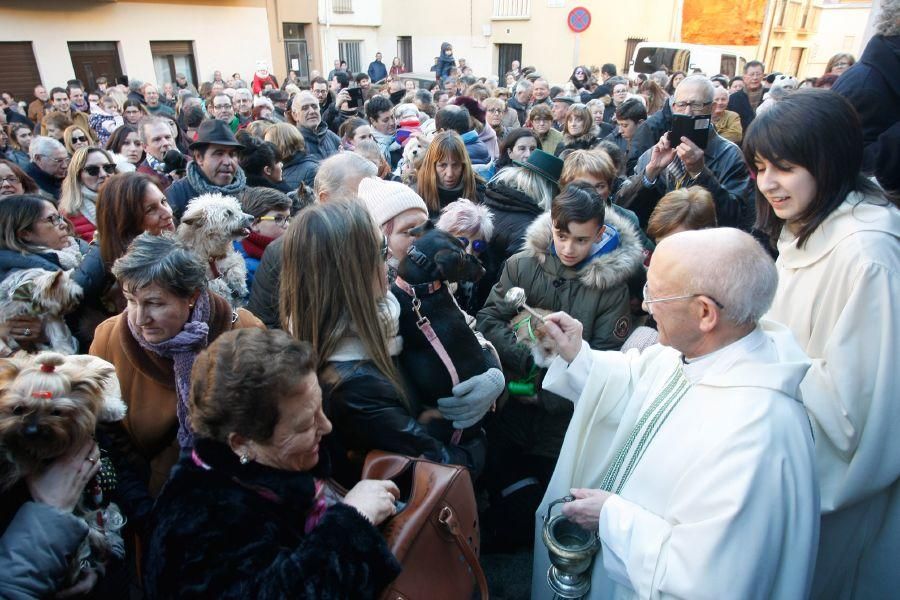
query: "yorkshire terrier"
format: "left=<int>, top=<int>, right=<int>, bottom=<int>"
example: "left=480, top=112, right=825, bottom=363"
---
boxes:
left=0, top=268, right=83, bottom=355
left=0, top=352, right=127, bottom=586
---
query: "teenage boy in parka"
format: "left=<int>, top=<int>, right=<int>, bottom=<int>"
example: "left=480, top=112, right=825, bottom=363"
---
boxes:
left=476, top=180, right=644, bottom=550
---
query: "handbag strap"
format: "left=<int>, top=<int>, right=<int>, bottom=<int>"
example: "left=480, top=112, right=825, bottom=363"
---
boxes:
left=438, top=505, right=489, bottom=600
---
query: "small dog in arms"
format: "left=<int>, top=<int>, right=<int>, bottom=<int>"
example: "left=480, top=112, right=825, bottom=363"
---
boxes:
left=176, top=193, right=254, bottom=308
left=0, top=268, right=83, bottom=355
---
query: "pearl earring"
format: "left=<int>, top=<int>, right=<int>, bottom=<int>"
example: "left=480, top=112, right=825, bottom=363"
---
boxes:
left=239, top=452, right=250, bottom=465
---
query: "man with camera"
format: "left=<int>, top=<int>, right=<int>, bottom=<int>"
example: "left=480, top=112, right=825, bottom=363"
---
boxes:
left=323, top=71, right=364, bottom=134
left=624, top=76, right=753, bottom=230
left=137, top=116, right=183, bottom=192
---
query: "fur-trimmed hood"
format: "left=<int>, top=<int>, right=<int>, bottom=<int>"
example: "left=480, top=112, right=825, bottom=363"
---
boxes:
left=521, top=209, right=643, bottom=291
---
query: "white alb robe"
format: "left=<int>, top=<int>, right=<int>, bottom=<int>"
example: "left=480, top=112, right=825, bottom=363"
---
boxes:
left=766, top=196, right=900, bottom=599
left=532, top=322, right=819, bottom=599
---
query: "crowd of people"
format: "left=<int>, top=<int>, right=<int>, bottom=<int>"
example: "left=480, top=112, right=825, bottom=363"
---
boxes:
left=0, top=10, right=898, bottom=598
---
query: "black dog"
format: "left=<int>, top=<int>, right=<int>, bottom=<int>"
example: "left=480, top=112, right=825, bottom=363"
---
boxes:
left=391, top=223, right=493, bottom=441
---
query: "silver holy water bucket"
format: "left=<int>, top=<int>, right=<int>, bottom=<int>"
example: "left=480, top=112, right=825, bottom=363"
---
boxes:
left=542, top=495, right=601, bottom=599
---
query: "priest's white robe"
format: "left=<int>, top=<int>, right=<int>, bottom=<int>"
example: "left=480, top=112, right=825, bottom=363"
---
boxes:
left=766, top=196, right=900, bottom=599
left=532, top=322, right=819, bottom=600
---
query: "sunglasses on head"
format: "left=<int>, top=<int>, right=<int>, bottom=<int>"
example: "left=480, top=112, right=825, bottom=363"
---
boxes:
left=82, top=163, right=116, bottom=177
left=457, top=236, right=487, bottom=254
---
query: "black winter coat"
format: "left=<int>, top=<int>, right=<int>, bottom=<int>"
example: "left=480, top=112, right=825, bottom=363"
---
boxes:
left=144, top=439, right=400, bottom=599
left=281, top=151, right=319, bottom=191
left=628, top=99, right=673, bottom=167
left=481, top=181, right=545, bottom=261
left=322, top=360, right=486, bottom=488
left=246, top=236, right=283, bottom=329
left=832, top=34, right=900, bottom=194
left=301, top=121, right=341, bottom=161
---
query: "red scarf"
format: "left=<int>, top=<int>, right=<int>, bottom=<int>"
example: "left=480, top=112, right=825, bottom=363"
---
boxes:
left=241, top=230, right=276, bottom=260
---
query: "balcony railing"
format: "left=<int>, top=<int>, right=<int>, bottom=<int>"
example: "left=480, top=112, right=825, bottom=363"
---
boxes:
left=333, top=0, right=353, bottom=14
left=492, top=0, right=530, bottom=20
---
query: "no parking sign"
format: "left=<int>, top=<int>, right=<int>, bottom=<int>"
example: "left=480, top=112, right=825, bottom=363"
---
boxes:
left=568, top=6, right=592, bottom=33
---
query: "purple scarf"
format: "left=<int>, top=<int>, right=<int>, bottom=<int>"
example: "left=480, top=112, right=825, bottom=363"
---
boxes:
left=127, top=290, right=211, bottom=449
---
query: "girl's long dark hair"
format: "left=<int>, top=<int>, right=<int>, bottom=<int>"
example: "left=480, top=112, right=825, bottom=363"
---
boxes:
left=743, top=88, right=888, bottom=248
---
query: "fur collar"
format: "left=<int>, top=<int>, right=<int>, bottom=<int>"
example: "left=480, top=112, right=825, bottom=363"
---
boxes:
left=562, top=125, right=600, bottom=147
left=328, top=292, right=404, bottom=362
left=521, top=209, right=643, bottom=291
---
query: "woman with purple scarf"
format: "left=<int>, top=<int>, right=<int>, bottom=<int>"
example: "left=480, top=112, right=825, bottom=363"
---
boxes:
left=90, top=233, right=263, bottom=533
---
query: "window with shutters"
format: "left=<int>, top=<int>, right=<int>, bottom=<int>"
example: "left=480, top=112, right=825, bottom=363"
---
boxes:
left=339, top=40, right=362, bottom=74
left=0, top=42, right=42, bottom=103
left=150, top=41, right=197, bottom=86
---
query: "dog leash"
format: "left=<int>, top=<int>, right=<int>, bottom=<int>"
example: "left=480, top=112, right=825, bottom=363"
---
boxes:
left=394, top=276, right=463, bottom=446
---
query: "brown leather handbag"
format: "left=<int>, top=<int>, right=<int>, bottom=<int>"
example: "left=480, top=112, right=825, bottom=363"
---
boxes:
left=362, top=451, right=489, bottom=600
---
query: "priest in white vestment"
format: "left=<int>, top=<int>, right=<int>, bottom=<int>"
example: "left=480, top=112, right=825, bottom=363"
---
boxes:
left=531, top=228, right=820, bottom=599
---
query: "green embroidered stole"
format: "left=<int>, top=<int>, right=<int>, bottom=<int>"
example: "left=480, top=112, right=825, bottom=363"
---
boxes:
left=599, top=366, right=691, bottom=494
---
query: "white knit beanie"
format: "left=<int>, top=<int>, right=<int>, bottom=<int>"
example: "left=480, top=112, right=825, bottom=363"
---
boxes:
left=358, top=177, right=428, bottom=226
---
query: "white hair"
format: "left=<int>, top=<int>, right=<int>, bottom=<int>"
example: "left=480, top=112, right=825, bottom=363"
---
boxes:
left=676, top=75, right=715, bottom=103
left=436, top=198, right=495, bottom=241
left=29, top=136, right=65, bottom=161
left=234, top=88, right=253, bottom=100
left=489, top=164, right=556, bottom=211
left=684, top=228, right=778, bottom=325
left=313, top=152, right=378, bottom=201
left=876, top=0, right=900, bottom=36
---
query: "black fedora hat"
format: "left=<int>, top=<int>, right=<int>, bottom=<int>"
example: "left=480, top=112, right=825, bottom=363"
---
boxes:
left=513, top=149, right=564, bottom=185
left=188, top=119, right=244, bottom=151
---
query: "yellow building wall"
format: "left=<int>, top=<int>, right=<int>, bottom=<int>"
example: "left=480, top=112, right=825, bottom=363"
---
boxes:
left=805, top=3, right=871, bottom=76
left=267, top=0, right=320, bottom=81
left=374, top=0, right=679, bottom=85
left=0, top=0, right=272, bottom=87
left=682, top=0, right=767, bottom=46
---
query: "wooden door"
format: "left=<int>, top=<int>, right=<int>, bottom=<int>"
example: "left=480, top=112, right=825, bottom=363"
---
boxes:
left=68, top=42, right=123, bottom=91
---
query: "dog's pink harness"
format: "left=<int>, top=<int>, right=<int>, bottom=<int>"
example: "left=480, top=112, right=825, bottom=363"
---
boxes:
left=393, top=276, right=463, bottom=445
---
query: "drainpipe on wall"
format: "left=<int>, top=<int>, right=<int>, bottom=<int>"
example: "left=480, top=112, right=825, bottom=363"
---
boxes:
left=322, top=0, right=331, bottom=74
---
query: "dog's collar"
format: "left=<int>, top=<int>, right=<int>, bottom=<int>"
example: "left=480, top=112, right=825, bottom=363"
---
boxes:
left=208, top=257, right=222, bottom=279
left=394, top=276, right=442, bottom=297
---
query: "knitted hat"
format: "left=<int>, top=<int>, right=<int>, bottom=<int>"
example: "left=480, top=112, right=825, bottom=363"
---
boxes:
left=358, top=177, right=428, bottom=226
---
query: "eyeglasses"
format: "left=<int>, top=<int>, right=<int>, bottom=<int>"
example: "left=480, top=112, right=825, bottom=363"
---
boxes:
left=0, top=175, right=20, bottom=185
left=672, top=100, right=714, bottom=111
left=642, top=282, right=724, bottom=316
left=82, top=163, right=116, bottom=177
left=486, top=107, right=504, bottom=114
left=41, top=155, right=70, bottom=165
left=257, top=214, right=291, bottom=228
left=834, top=61, right=851, bottom=68
left=457, top=236, right=487, bottom=254
left=71, top=135, right=88, bottom=143
left=213, top=103, right=233, bottom=110
left=40, top=214, right=67, bottom=227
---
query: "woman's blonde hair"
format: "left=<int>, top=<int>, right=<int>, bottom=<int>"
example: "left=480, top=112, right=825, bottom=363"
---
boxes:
left=279, top=202, right=405, bottom=400
left=646, top=186, right=717, bottom=242
left=62, top=125, right=94, bottom=155
left=560, top=149, right=617, bottom=189
left=59, top=147, right=114, bottom=216
left=416, top=131, right=478, bottom=214
left=245, top=120, right=274, bottom=139
left=264, top=121, right=306, bottom=161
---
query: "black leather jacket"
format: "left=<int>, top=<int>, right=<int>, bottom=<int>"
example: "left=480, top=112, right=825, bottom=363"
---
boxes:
left=322, top=360, right=486, bottom=488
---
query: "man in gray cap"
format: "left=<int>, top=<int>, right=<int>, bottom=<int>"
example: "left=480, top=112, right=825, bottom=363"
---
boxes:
left=165, top=119, right=246, bottom=221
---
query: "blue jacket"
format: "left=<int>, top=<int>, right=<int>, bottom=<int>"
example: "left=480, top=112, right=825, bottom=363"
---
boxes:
left=367, top=60, right=388, bottom=83
left=461, top=130, right=491, bottom=165
left=281, top=151, right=319, bottom=191
left=300, top=121, right=341, bottom=161
left=233, top=241, right=260, bottom=295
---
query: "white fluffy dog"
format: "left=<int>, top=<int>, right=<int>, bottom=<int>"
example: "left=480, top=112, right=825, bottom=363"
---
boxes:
left=0, top=269, right=83, bottom=355
left=176, top=193, right=253, bottom=308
